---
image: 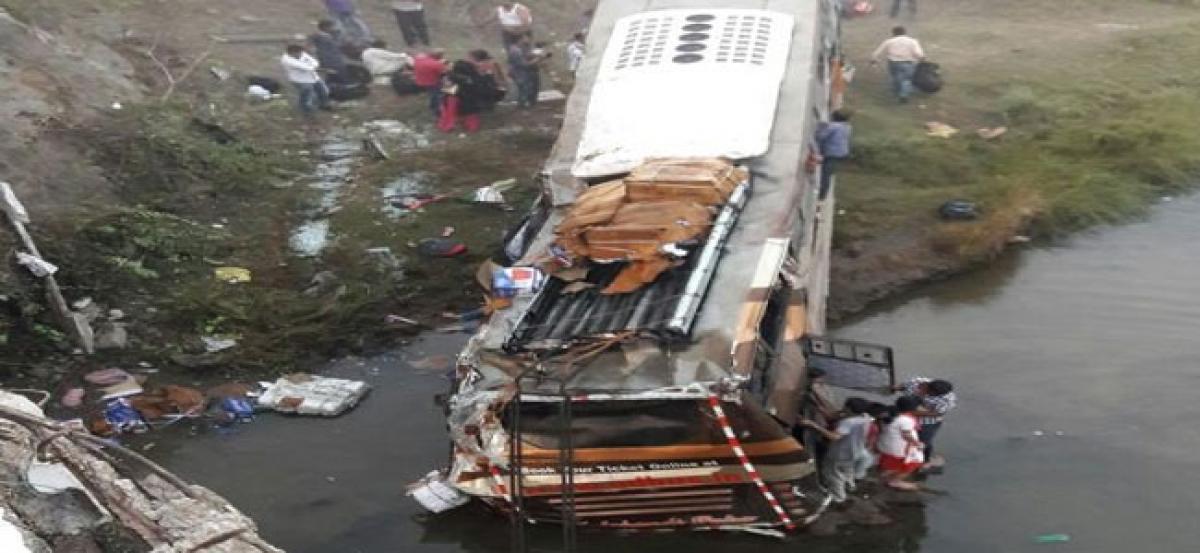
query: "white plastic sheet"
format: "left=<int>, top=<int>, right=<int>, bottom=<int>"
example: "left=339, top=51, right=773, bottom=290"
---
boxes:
left=257, top=375, right=370, bottom=416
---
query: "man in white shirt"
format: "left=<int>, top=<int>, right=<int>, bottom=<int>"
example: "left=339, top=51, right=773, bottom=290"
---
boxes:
left=496, top=2, right=533, bottom=46
left=871, top=26, right=925, bottom=103
left=361, top=40, right=414, bottom=82
left=280, top=44, right=331, bottom=114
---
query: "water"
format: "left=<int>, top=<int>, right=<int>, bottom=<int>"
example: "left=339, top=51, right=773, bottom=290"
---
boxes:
left=139, top=196, right=1200, bottom=552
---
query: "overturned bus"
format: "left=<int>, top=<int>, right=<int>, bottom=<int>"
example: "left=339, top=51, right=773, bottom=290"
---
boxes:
left=417, top=0, right=896, bottom=535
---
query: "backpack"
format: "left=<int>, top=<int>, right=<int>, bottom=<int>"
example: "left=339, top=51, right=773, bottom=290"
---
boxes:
left=913, top=61, right=943, bottom=94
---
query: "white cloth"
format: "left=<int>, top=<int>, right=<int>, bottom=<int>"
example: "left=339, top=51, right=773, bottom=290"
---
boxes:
left=877, top=413, right=919, bottom=458
left=281, top=52, right=321, bottom=84
left=361, top=48, right=413, bottom=76
left=872, top=36, right=925, bottom=62
left=497, top=3, right=532, bottom=29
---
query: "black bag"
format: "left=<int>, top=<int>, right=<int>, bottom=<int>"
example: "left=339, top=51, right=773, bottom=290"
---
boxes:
left=913, top=61, right=943, bottom=94
left=246, top=76, right=282, bottom=93
left=391, top=70, right=422, bottom=96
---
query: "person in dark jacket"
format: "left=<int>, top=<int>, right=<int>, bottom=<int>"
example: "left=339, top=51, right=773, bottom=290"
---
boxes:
left=438, top=60, right=490, bottom=133
left=309, top=20, right=348, bottom=82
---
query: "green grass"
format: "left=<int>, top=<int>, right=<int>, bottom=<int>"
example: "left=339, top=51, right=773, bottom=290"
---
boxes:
left=836, top=3, right=1200, bottom=259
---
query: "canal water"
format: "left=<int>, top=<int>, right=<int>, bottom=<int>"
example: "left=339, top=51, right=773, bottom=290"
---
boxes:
left=139, top=195, right=1200, bottom=552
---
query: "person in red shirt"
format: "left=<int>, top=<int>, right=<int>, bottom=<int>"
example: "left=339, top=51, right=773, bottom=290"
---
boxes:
left=411, top=49, right=448, bottom=116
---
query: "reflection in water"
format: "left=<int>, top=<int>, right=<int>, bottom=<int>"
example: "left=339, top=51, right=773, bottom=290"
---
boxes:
left=138, top=197, right=1200, bottom=552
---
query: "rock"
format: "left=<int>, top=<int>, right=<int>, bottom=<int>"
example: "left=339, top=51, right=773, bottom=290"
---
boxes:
left=94, top=323, right=128, bottom=350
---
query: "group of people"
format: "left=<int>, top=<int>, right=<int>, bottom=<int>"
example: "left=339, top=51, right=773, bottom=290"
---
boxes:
left=280, top=1, right=589, bottom=130
left=800, top=371, right=957, bottom=501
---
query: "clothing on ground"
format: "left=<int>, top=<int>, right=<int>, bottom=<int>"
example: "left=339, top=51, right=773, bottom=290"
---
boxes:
left=872, top=35, right=924, bottom=62
left=902, top=377, right=957, bottom=425
left=362, top=48, right=413, bottom=76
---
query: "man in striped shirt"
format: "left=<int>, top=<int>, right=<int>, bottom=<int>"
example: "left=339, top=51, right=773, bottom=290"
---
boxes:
left=895, top=377, right=956, bottom=468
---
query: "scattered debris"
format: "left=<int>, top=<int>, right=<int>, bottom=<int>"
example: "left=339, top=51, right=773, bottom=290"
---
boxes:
left=976, top=126, right=1008, bottom=140
left=925, top=121, right=959, bottom=138
left=246, top=84, right=274, bottom=100
left=408, top=470, right=470, bottom=513
left=209, top=66, right=231, bottom=81
left=15, top=252, right=57, bottom=277
left=100, top=377, right=142, bottom=400
left=492, top=267, right=545, bottom=297
left=101, top=398, right=148, bottom=434
left=257, top=374, right=370, bottom=416
left=417, top=238, right=468, bottom=258
left=129, top=385, right=206, bottom=420
left=201, top=336, right=238, bottom=353
left=938, top=200, right=978, bottom=221
left=384, top=314, right=419, bottom=326
left=214, top=266, right=252, bottom=284
left=471, top=178, right=518, bottom=204
left=72, top=297, right=93, bottom=310
left=1009, top=235, right=1032, bottom=244
left=441, top=226, right=456, bottom=237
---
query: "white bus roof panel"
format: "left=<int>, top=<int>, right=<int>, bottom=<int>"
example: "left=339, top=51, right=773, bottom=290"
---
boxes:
left=571, top=9, right=795, bottom=178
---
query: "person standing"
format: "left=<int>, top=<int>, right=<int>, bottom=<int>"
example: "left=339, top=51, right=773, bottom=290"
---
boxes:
left=871, top=26, right=924, bottom=104
left=412, top=49, right=449, bottom=116
left=496, top=2, right=533, bottom=46
left=815, top=109, right=852, bottom=199
left=468, top=49, right=509, bottom=109
left=891, top=0, right=917, bottom=18
left=566, top=32, right=586, bottom=74
left=895, top=377, right=956, bottom=469
left=798, top=398, right=876, bottom=504
left=281, top=44, right=331, bottom=115
left=438, top=60, right=489, bottom=133
left=876, top=396, right=924, bottom=491
left=323, top=0, right=372, bottom=43
left=507, top=34, right=546, bottom=108
left=392, top=1, right=430, bottom=47
left=310, top=20, right=349, bottom=83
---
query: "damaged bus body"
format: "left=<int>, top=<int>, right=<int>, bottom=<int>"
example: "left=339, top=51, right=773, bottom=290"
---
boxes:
left=425, top=0, right=892, bottom=535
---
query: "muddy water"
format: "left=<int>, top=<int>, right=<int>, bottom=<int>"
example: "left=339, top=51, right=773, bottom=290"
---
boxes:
left=138, top=196, right=1200, bottom=552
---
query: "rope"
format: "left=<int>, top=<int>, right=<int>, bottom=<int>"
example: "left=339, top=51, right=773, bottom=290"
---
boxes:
left=706, top=394, right=795, bottom=531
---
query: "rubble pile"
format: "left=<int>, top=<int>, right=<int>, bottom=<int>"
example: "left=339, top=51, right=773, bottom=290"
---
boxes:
left=0, top=390, right=283, bottom=552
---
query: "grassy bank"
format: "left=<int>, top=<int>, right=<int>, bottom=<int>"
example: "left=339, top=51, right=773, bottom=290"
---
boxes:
left=831, top=0, right=1200, bottom=313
